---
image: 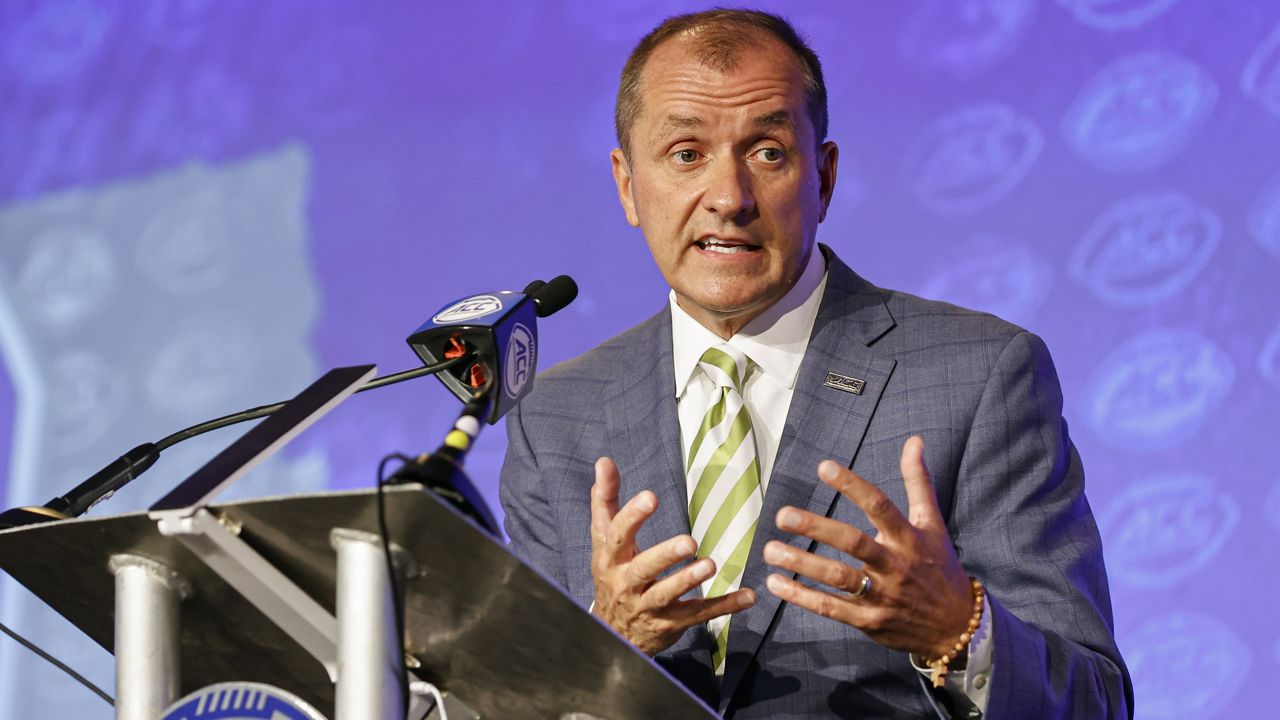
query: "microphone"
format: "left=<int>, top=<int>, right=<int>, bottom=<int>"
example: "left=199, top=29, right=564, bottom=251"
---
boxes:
left=406, top=274, right=577, bottom=424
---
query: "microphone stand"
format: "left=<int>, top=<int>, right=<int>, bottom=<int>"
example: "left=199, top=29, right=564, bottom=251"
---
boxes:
left=0, top=355, right=471, bottom=529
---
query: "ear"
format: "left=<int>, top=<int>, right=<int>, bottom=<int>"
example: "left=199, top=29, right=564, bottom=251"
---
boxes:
left=816, top=141, right=839, bottom=223
left=610, top=148, right=641, bottom=227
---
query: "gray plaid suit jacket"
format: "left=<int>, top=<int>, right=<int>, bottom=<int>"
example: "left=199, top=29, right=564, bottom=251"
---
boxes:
left=500, top=248, right=1133, bottom=718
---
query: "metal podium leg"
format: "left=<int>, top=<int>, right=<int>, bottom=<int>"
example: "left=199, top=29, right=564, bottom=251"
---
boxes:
left=332, top=528, right=409, bottom=720
left=108, top=554, right=191, bottom=720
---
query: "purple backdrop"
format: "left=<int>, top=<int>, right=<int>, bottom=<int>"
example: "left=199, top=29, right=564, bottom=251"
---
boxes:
left=1, top=1, right=1277, bottom=717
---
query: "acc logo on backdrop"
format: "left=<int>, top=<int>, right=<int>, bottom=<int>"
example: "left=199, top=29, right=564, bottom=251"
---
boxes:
left=4, top=0, right=115, bottom=86
left=1062, top=52, right=1216, bottom=173
left=1241, top=24, right=1280, bottom=119
left=47, top=351, right=127, bottom=453
left=135, top=186, right=234, bottom=294
left=919, top=239, right=1052, bottom=327
left=898, top=0, right=1037, bottom=77
left=18, top=224, right=116, bottom=330
left=1248, top=170, right=1280, bottom=259
left=1099, top=474, right=1238, bottom=587
left=504, top=322, right=536, bottom=400
left=1123, top=612, right=1249, bottom=718
left=146, top=322, right=257, bottom=416
left=1054, top=0, right=1184, bottom=31
left=901, top=102, right=1042, bottom=215
left=1085, top=329, right=1233, bottom=450
left=1070, top=192, right=1220, bottom=307
left=432, top=295, right=504, bottom=324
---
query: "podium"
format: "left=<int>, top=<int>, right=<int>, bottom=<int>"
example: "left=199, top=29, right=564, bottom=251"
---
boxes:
left=0, top=366, right=719, bottom=719
left=0, top=485, right=719, bottom=719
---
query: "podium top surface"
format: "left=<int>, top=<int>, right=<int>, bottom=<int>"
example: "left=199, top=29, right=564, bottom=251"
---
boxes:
left=0, top=485, right=717, bottom=720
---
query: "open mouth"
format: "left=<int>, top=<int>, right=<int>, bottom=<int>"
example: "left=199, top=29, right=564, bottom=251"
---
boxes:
left=694, top=237, right=760, bottom=255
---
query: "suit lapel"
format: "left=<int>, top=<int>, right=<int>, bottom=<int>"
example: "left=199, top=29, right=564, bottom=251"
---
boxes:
left=718, top=253, right=899, bottom=712
left=602, top=309, right=690, bottom=549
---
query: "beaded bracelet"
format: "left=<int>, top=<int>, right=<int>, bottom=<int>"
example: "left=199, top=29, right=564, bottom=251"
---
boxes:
left=925, top=577, right=984, bottom=688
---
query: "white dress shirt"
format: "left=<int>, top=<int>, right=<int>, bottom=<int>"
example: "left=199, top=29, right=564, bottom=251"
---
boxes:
left=668, top=247, right=994, bottom=712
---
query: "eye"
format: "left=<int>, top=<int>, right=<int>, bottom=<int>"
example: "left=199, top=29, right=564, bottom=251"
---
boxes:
left=672, top=148, right=700, bottom=164
left=754, top=147, right=785, bottom=163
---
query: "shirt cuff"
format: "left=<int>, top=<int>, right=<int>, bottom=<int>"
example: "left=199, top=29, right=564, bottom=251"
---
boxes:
left=910, top=596, right=994, bottom=713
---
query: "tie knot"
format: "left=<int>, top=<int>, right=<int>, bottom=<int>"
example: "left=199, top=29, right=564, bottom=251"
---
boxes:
left=699, top=344, right=751, bottom=393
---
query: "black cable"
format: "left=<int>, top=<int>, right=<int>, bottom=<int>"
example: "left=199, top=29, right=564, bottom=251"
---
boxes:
left=377, top=452, right=413, bottom=714
left=0, top=619, right=113, bottom=706
left=155, top=356, right=469, bottom=452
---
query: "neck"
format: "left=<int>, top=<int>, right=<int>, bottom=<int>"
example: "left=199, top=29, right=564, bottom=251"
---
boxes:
left=676, top=301, right=764, bottom=340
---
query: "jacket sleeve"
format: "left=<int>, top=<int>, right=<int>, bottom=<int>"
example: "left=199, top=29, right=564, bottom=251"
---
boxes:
left=952, top=331, right=1134, bottom=719
left=499, top=399, right=570, bottom=592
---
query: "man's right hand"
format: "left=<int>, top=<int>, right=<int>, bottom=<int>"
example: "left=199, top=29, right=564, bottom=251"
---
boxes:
left=590, top=456, right=755, bottom=655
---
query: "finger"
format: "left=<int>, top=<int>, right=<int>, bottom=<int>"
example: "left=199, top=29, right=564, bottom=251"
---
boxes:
left=590, top=457, right=621, bottom=551
left=817, top=460, right=910, bottom=538
left=774, top=507, right=891, bottom=570
left=765, top=573, right=868, bottom=626
left=643, top=555, right=716, bottom=607
left=604, top=489, right=658, bottom=562
left=627, top=534, right=697, bottom=588
left=675, top=588, right=756, bottom=625
left=899, top=436, right=943, bottom=529
left=763, top=540, right=874, bottom=591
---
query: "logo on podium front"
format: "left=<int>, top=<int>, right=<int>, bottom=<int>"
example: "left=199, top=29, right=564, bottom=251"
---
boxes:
left=161, top=682, right=328, bottom=720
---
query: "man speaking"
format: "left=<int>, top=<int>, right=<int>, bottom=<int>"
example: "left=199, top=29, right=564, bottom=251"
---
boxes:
left=501, top=9, right=1131, bottom=718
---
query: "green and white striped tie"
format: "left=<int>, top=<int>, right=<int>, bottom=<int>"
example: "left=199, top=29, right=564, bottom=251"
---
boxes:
left=687, top=344, right=763, bottom=675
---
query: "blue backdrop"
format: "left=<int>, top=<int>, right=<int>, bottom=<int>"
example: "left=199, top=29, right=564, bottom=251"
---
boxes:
left=0, top=1, right=1276, bottom=717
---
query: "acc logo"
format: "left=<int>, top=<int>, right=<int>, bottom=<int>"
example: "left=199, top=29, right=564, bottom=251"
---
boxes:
left=19, top=224, right=116, bottom=330
left=1085, top=329, right=1233, bottom=450
left=898, top=0, right=1036, bottom=77
left=432, top=294, right=503, bottom=324
left=504, top=322, right=536, bottom=400
left=901, top=102, right=1042, bottom=215
left=47, top=351, right=126, bottom=453
left=1062, top=52, right=1216, bottom=173
left=1099, top=474, right=1238, bottom=588
left=1123, top=612, right=1249, bottom=717
left=1070, top=192, right=1220, bottom=308
left=1248, top=170, right=1280, bottom=259
left=161, top=681, right=327, bottom=720
left=1055, top=0, right=1184, bottom=31
left=1241, top=24, right=1280, bottom=119
left=920, top=239, right=1052, bottom=327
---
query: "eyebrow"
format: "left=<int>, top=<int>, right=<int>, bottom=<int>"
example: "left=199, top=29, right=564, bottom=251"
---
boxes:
left=649, top=110, right=796, bottom=146
left=752, top=110, right=794, bottom=129
left=653, top=114, right=704, bottom=140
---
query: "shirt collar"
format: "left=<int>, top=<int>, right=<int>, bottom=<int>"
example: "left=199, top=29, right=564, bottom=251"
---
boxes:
left=671, top=246, right=828, bottom=398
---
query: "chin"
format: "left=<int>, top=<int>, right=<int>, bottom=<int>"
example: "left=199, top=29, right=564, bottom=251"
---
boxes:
left=692, top=291, right=772, bottom=318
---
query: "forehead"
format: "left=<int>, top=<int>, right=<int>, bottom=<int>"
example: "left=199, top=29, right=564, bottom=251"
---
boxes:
left=634, top=31, right=808, bottom=127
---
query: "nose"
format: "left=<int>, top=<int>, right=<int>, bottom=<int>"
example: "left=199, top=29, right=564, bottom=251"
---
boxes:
left=703, top=157, right=756, bottom=220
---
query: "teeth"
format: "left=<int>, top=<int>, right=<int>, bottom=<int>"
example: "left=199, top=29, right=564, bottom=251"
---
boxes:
left=699, top=238, right=752, bottom=253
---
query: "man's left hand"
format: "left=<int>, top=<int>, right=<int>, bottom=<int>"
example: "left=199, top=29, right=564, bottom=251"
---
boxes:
left=763, top=436, right=975, bottom=660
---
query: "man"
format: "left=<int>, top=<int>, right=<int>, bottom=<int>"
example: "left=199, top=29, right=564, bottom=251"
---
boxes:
left=501, top=9, right=1131, bottom=718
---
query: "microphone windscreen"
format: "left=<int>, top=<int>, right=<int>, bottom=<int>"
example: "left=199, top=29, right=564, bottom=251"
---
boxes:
left=533, top=275, right=578, bottom=317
